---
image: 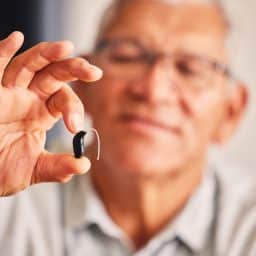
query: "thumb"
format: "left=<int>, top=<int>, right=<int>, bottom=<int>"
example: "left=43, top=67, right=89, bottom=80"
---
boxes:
left=32, top=151, right=91, bottom=184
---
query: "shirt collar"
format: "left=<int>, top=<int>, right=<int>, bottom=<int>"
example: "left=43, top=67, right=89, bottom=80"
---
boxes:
left=63, top=168, right=217, bottom=253
left=171, top=169, right=217, bottom=252
left=63, top=173, right=129, bottom=242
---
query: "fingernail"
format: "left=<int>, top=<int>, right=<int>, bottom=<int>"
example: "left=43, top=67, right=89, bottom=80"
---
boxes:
left=78, top=157, right=91, bottom=174
left=89, top=64, right=103, bottom=78
left=6, top=31, right=24, bottom=44
left=70, top=112, right=85, bottom=133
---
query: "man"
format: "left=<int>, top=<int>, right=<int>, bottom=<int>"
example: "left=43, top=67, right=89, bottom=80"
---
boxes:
left=0, top=0, right=255, bottom=255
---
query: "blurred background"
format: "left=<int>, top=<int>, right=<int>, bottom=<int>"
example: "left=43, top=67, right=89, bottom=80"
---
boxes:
left=1, top=0, right=256, bottom=176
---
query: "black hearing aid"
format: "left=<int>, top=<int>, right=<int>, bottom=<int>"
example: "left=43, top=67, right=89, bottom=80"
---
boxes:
left=73, top=131, right=87, bottom=158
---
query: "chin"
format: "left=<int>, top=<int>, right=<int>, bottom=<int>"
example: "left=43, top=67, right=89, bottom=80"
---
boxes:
left=99, top=125, right=194, bottom=178
left=104, top=143, right=186, bottom=179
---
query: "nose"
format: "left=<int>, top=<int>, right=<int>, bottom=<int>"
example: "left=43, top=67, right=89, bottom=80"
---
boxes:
left=127, top=58, right=179, bottom=105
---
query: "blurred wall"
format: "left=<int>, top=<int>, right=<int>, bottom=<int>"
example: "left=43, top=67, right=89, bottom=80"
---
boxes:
left=0, top=0, right=44, bottom=50
left=48, top=0, right=256, bottom=176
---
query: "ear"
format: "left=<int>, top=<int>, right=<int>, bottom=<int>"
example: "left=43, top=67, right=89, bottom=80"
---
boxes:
left=213, top=81, right=248, bottom=144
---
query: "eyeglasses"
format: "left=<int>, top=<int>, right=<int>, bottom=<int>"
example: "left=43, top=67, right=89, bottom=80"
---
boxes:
left=94, top=38, right=233, bottom=93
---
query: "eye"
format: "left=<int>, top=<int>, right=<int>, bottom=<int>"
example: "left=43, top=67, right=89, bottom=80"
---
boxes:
left=108, top=43, right=145, bottom=64
left=110, top=53, right=144, bottom=63
left=176, top=59, right=200, bottom=76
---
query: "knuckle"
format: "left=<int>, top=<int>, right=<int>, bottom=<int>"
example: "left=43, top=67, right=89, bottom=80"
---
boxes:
left=62, top=86, right=82, bottom=104
left=67, top=98, right=84, bottom=114
left=51, top=41, right=73, bottom=56
left=36, top=42, right=49, bottom=50
left=69, top=57, right=88, bottom=69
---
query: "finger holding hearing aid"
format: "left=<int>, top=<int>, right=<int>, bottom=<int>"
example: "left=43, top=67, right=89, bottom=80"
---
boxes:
left=0, top=32, right=103, bottom=196
left=47, top=84, right=86, bottom=134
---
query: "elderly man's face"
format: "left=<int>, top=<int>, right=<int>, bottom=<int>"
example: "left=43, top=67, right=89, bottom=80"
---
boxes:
left=76, top=1, right=245, bottom=177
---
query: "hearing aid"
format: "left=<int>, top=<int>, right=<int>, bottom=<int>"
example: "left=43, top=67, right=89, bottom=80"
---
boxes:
left=73, top=131, right=87, bottom=158
left=73, top=128, right=101, bottom=160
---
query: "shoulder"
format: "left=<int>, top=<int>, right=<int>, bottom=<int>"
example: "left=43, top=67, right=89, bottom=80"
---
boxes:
left=213, top=162, right=256, bottom=256
left=215, top=162, right=256, bottom=215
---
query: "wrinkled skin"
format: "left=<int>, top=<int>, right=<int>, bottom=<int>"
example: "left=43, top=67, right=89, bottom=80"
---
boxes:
left=0, top=31, right=103, bottom=196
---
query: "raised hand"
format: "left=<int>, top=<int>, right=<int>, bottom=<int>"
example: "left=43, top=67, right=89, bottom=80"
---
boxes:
left=0, top=31, right=102, bottom=196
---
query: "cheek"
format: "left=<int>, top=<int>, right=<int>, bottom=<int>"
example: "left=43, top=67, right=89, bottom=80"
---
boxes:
left=190, top=92, right=226, bottom=144
left=86, top=78, right=126, bottom=132
left=85, top=78, right=122, bottom=115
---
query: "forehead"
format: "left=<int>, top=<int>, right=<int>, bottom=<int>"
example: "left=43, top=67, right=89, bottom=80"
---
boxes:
left=102, top=0, right=228, bottom=58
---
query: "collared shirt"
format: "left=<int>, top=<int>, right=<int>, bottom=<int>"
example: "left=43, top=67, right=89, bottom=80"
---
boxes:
left=63, top=170, right=216, bottom=256
left=0, top=164, right=255, bottom=256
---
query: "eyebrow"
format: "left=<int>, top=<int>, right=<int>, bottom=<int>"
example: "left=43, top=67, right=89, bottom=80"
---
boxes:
left=95, top=37, right=146, bottom=50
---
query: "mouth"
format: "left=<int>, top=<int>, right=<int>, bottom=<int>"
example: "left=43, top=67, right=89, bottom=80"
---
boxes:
left=118, top=113, right=181, bottom=136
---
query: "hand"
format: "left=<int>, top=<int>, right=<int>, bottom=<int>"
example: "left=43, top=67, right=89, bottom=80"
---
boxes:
left=0, top=31, right=103, bottom=196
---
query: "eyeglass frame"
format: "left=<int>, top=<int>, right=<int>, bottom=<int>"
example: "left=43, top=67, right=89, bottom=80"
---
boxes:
left=93, top=37, right=235, bottom=88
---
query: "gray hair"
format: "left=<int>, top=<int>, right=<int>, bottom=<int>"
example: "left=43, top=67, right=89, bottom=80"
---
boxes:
left=95, top=0, right=230, bottom=44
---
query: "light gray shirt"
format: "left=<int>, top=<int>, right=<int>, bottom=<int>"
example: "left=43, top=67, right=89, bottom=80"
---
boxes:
left=0, top=164, right=255, bottom=256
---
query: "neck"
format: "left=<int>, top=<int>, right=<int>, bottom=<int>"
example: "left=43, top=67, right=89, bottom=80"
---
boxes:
left=88, top=149, right=204, bottom=249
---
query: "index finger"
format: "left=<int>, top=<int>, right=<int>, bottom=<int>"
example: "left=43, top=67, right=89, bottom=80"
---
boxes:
left=29, top=57, right=103, bottom=100
left=2, top=40, right=74, bottom=88
left=0, top=31, right=24, bottom=83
